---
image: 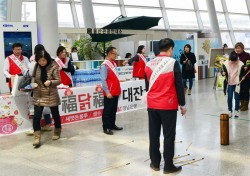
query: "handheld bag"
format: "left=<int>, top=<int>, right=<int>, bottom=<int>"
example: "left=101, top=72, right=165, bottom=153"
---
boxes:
left=18, top=71, right=31, bottom=91
left=186, top=60, right=194, bottom=71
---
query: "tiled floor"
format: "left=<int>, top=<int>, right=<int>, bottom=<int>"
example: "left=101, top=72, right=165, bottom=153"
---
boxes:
left=1, top=78, right=250, bottom=176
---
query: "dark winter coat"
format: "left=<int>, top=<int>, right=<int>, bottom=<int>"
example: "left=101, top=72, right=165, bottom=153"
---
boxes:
left=32, top=61, right=61, bottom=107
left=180, top=52, right=196, bottom=79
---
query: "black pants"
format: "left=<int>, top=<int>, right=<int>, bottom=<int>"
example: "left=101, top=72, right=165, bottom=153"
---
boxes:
left=240, top=77, right=250, bottom=100
left=102, top=96, right=119, bottom=130
left=148, top=110, right=177, bottom=169
left=33, top=105, right=61, bottom=131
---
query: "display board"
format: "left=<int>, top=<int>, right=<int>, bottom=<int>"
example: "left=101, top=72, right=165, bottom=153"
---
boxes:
left=209, top=48, right=234, bottom=68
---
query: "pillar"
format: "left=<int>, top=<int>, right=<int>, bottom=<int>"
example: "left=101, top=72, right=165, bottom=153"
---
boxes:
left=81, top=0, right=96, bottom=28
left=37, top=0, right=59, bottom=56
left=206, top=0, right=222, bottom=46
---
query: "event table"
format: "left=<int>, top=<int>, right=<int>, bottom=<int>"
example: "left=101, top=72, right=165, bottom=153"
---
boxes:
left=0, top=80, right=146, bottom=136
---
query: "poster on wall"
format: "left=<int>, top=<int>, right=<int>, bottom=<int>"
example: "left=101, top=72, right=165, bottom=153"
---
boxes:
left=195, top=33, right=219, bottom=79
left=197, top=33, right=219, bottom=67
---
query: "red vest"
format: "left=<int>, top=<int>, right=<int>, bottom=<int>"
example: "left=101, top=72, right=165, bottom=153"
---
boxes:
left=8, top=55, right=24, bottom=88
left=59, top=58, right=72, bottom=86
left=145, top=56, right=178, bottom=110
left=133, top=54, right=146, bottom=78
left=103, top=61, right=121, bottom=96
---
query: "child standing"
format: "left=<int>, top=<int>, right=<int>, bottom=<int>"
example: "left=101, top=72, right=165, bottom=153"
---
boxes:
left=222, top=51, right=244, bottom=118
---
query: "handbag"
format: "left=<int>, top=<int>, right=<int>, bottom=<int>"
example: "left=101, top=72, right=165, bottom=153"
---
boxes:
left=186, top=60, right=194, bottom=71
left=18, top=71, right=31, bottom=90
left=194, top=67, right=197, bottom=73
left=183, top=53, right=194, bottom=71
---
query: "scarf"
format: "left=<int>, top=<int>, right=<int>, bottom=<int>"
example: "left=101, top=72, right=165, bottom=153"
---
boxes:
left=40, top=65, right=48, bottom=84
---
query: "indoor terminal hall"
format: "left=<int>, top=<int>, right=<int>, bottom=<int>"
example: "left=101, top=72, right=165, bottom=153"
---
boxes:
left=0, top=0, right=250, bottom=176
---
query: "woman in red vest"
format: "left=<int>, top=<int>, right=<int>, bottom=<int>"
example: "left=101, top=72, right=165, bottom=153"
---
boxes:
left=128, top=45, right=146, bottom=79
left=55, top=46, right=74, bottom=87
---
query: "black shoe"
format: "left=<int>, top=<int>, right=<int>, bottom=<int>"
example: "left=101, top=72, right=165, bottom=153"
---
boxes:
left=164, top=165, right=182, bottom=174
left=103, top=129, right=113, bottom=135
left=150, top=163, right=160, bottom=171
left=112, top=125, right=123, bottom=130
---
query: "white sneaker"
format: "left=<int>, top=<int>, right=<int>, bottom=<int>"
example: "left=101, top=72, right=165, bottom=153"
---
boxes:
left=235, top=111, right=239, bottom=118
left=228, top=111, right=232, bottom=118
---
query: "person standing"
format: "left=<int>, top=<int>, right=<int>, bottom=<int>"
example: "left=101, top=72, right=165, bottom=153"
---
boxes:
left=55, top=46, right=74, bottom=87
left=3, top=43, right=30, bottom=93
left=145, top=38, right=186, bottom=174
left=222, top=51, right=244, bottom=118
left=26, top=44, right=52, bottom=136
left=100, top=46, right=123, bottom=135
left=234, top=42, right=250, bottom=111
left=32, top=50, right=62, bottom=147
left=180, top=44, right=196, bottom=95
left=128, top=45, right=146, bottom=79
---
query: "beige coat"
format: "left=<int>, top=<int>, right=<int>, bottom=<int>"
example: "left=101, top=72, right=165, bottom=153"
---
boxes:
left=32, top=61, right=61, bottom=107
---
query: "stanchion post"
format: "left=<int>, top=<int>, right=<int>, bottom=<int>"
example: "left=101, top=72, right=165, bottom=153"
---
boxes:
left=220, top=113, right=229, bottom=145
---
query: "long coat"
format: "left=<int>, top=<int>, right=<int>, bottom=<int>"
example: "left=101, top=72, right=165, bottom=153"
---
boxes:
left=32, top=61, right=61, bottom=107
left=180, top=52, right=197, bottom=79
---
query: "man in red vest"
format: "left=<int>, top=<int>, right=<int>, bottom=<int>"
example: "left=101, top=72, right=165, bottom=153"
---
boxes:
left=145, top=38, right=187, bottom=174
left=100, top=46, right=123, bottom=135
left=3, top=43, right=30, bottom=93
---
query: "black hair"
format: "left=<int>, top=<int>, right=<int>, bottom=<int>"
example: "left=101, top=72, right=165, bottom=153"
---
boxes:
left=158, top=38, right=175, bottom=52
left=35, top=50, right=52, bottom=66
left=56, top=46, right=66, bottom=56
left=125, top=53, right=132, bottom=58
left=229, top=51, right=238, bottom=61
left=223, top=43, right=228, bottom=48
left=184, top=44, right=191, bottom=52
left=106, top=46, right=116, bottom=55
left=71, top=47, right=77, bottom=52
left=137, top=45, right=145, bottom=54
left=12, top=43, right=22, bottom=49
left=34, top=44, right=45, bottom=54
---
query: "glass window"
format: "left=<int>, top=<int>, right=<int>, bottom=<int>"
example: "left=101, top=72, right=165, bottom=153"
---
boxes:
left=75, top=4, right=84, bottom=27
left=217, top=13, right=227, bottom=30
left=221, top=32, right=232, bottom=47
left=197, top=0, right=207, bottom=11
left=93, top=5, right=121, bottom=28
left=200, top=12, right=210, bottom=29
left=92, top=0, right=118, bottom=4
left=0, top=0, right=7, bottom=21
left=225, top=0, right=247, bottom=14
left=58, top=4, right=74, bottom=27
left=167, top=10, right=198, bottom=29
left=22, top=2, right=36, bottom=22
left=234, top=32, right=250, bottom=48
left=214, top=0, right=223, bottom=12
left=125, top=8, right=164, bottom=29
left=124, top=0, right=159, bottom=7
left=229, top=14, right=250, bottom=30
left=164, top=0, right=194, bottom=9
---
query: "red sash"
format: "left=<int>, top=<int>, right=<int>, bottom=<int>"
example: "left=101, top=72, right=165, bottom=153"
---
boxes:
left=8, top=55, right=25, bottom=88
